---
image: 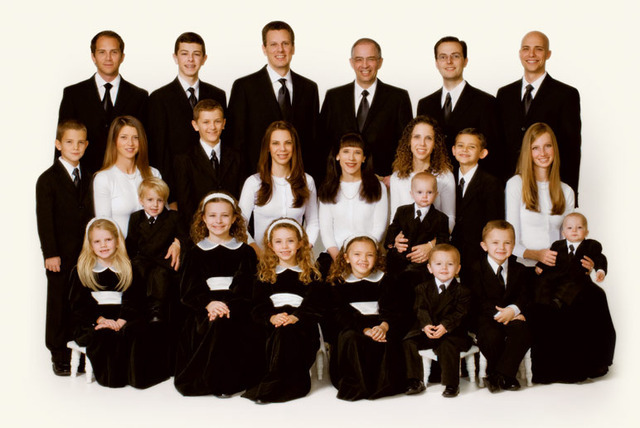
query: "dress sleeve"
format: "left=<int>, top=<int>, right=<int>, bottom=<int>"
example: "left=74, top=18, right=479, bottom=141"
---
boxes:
left=370, top=181, right=389, bottom=243
left=238, top=175, right=259, bottom=244
left=303, top=175, right=320, bottom=246
left=319, top=200, right=337, bottom=251
left=505, top=176, right=525, bottom=258
left=93, top=171, right=113, bottom=219
left=435, top=170, right=456, bottom=232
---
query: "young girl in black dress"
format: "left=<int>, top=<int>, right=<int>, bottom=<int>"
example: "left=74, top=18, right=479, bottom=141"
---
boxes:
left=328, top=235, right=405, bottom=400
left=243, top=218, right=325, bottom=404
left=174, top=192, right=261, bottom=397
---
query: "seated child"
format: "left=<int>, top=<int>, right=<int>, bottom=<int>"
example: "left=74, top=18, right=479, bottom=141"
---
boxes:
left=126, top=177, right=187, bottom=322
left=36, top=119, right=93, bottom=375
left=450, top=129, right=504, bottom=272
left=402, top=244, right=471, bottom=398
left=468, top=220, right=532, bottom=392
left=385, top=171, right=449, bottom=274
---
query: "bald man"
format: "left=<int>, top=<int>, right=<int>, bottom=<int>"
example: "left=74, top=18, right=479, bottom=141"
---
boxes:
left=497, top=31, right=581, bottom=197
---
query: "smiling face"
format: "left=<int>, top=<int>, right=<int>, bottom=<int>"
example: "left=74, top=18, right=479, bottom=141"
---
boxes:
left=480, top=228, right=515, bottom=265
left=269, top=129, right=294, bottom=168
left=410, top=175, right=438, bottom=208
left=452, top=133, right=487, bottom=168
left=530, top=132, right=555, bottom=171
left=427, top=250, right=461, bottom=283
left=562, top=215, right=589, bottom=242
left=410, top=123, right=435, bottom=162
left=139, top=188, right=165, bottom=218
left=349, top=41, right=383, bottom=88
left=269, top=226, right=302, bottom=267
left=55, top=129, right=88, bottom=167
left=345, top=239, right=377, bottom=279
left=90, top=227, right=117, bottom=264
left=435, top=41, right=467, bottom=84
left=203, top=201, right=236, bottom=241
left=519, top=31, right=551, bottom=80
left=173, top=42, right=207, bottom=80
left=115, top=125, right=139, bottom=161
left=262, top=29, right=295, bottom=75
left=337, top=145, right=365, bottom=179
left=192, top=109, right=225, bottom=146
left=91, top=36, right=124, bottom=81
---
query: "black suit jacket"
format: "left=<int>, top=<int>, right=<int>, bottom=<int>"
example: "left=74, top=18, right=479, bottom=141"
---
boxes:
left=417, top=83, right=501, bottom=177
left=147, top=78, right=227, bottom=191
left=496, top=75, right=581, bottom=194
left=125, top=209, right=188, bottom=264
left=319, top=80, right=413, bottom=177
left=58, top=75, right=148, bottom=174
left=227, top=66, right=319, bottom=175
left=36, top=160, right=94, bottom=270
left=451, top=167, right=504, bottom=266
left=173, top=142, right=246, bottom=228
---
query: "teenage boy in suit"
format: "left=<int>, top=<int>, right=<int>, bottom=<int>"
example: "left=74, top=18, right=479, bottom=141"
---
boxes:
left=147, top=32, right=227, bottom=197
left=36, top=120, right=94, bottom=375
left=58, top=31, right=148, bottom=174
left=227, top=21, right=319, bottom=175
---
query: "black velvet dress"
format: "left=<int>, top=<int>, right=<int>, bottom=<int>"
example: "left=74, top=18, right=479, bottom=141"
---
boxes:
left=329, top=271, right=405, bottom=400
left=174, top=239, right=262, bottom=396
left=242, top=268, right=325, bottom=403
left=69, top=266, right=168, bottom=388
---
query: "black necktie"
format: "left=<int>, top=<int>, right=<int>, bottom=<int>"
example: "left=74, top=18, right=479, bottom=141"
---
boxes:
left=188, top=87, right=197, bottom=109
left=103, top=83, right=114, bottom=117
left=523, top=84, right=534, bottom=115
left=357, top=90, right=370, bottom=132
left=415, top=209, right=422, bottom=220
left=457, top=177, right=465, bottom=199
left=439, top=284, right=445, bottom=293
left=148, top=217, right=156, bottom=226
left=72, top=168, right=80, bottom=188
left=497, top=265, right=506, bottom=288
left=210, top=149, right=219, bottom=173
left=443, top=92, right=452, bottom=122
left=278, top=78, right=292, bottom=120
left=569, top=244, right=575, bottom=259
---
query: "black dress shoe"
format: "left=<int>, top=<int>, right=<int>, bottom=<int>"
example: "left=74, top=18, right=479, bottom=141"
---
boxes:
left=484, top=374, right=501, bottom=393
left=405, top=379, right=426, bottom=395
left=442, top=385, right=459, bottom=397
left=52, top=362, right=71, bottom=376
left=500, top=376, right=521, bottom=391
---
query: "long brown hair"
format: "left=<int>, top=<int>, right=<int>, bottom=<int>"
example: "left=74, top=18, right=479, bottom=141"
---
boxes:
left=327, top=235, right=386, bottom=285
left=515, top=123, right=565, bottom=214
left=256, top=121, right=309, bottom=208
left=100, top=115, right=153, bottom=179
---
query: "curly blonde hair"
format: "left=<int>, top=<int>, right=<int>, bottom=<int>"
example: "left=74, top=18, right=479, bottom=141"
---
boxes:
left=190, top=192, right=248, bottom=244
left=258, top=218, right=320, bottom=284
left=392, top=115, right=452, bottom=179
left=327, top=236, right=386, bottom=285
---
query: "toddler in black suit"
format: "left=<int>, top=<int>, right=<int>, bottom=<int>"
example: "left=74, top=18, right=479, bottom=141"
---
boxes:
left=126, top=177, right=187, bottom=322
left=36, top=120, right=94, bottom=375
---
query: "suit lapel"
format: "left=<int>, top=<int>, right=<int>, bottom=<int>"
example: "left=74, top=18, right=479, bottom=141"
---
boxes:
left=259, top=66, right=283, bottom=118
left=170, top=78, right=193, bottom=111
left=527, top=74, right=554, bottom=118
left=194, top=144, right=217, bottom=181
left=363, top=80, right=386, bottom=131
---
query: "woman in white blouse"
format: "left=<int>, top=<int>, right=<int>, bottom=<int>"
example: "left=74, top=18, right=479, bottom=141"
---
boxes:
left=238, top=121, right=319, bottom=254
left=390, top=116, right=456, bottom=232
left=317, top=133, right=388, bottom=274
left=505, top=122, right=575, bottom=267
left=93, top=116, right=161, bottom=237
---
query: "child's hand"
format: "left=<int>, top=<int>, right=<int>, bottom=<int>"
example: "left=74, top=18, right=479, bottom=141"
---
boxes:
left=116, top=319, right=127, bottom=329
left=581, top=255, right=595, bottom=274
left=364, top=323, right=388, bottom=342
left=394, top=232, right=408, bottom=253
left=407, top=243, right=432, bottom=264
left=513, top=314, right=526, bottom=322
left=206, top=301, right=230, bottom=321
left=595, top=270, right=606, bottom=282
left=494, top=306, right=516, bottom=325
left=165, top=238, right=181, bottom=271
left=270, top=312, right=289, bottom=327
left=282, top=314, right=299, bottom=326
left=535, top=266, right=543, bottom=275
left=45, top=257, right=61, bottom=273
left=95, top=317, right=120, bottom=331
left=431, top=324, right=447, bottom=338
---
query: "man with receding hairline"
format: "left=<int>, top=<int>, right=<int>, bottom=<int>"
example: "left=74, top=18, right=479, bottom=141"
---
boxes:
left=497, top=31, right=581, bottom=199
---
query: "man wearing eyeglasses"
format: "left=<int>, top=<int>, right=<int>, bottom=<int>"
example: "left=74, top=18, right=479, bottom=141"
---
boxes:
left=318, top=38, right=412, bottom=184
left=417, top=36, right=501, bottom=178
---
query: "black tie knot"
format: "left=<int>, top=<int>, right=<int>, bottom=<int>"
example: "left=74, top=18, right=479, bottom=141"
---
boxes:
left=72, top=168, right=80, bottom=188
left=357, top=90, right=370, bottom=132
left=443, top=92, right=452, bottom=121
left=188, top=87, right=197, bottom=109
left=523, top=84, right=534, bottom=115
left=148, top=216, right=156, bottom=226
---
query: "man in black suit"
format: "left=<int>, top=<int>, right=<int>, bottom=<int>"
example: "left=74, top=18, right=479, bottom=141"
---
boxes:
left=227, top=21, right=319, bottom=176
left=497, top=31, right=581, bottom=196
left=319, top=38, right=412, bottom=183
left=417, top=36, right=501, bottom=178
left=147, top=32, right=227, bottom=197
left=58, top=30, right=148, bottom=174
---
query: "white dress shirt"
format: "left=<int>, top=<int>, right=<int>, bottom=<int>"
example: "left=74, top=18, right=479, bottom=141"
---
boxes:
left=95, top=74, right=121, bottom=104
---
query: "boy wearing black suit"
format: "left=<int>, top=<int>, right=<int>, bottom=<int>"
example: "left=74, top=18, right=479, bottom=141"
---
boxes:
left=469, top=220, right=532, bottom=392
left=148, top=32, right=227, bottom=197
left=126, top=178, right=187, bottom=322
left=385, top=171, right=449, bottom=274
left=403, top=244, right=471, bottom=398
left=450, top=129, right=504, bottom=273
left=36, top=120, right=94, bottom=375
left=173, top=99, right=246, bottom=229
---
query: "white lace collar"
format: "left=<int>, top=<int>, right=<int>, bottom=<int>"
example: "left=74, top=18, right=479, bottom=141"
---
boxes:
left=345, top=270, right=384, bottom=283
left=92, top=261, right=119, bottom=273
left=275, top=265, right=303, bottom=274
left=196, top=238, right=242, bottom=251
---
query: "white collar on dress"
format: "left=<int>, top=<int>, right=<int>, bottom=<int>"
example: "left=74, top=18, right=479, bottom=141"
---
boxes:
left=345, top=270, right=384, bottom=283
left=196, top=237, right=242, bottom=251
left=92, top=261, right=119, bottom=273
left=275, top=265, right=303, bottom=274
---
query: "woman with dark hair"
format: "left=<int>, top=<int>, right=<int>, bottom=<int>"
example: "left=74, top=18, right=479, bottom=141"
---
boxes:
left=238, top=121, right=319, bottom=254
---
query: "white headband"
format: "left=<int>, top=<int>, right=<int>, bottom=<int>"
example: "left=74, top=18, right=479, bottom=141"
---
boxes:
left=202, top=193, right=236, bottom=207
left=85, top=217, right=121, bottom=235
left=343, top=234, right=378, bottom=250
left=267, top=218, right=304, bottom=240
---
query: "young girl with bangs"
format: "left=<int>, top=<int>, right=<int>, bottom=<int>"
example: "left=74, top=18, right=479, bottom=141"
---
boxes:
left=327, top=235, right=404, bottom=401
left=242, top=218, right=325, bottom=404
left=174, top=192, right=261, bottom=397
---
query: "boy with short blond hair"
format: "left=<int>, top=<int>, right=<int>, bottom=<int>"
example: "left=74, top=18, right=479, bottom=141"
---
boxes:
left=36, top=119, right=94, bottom=375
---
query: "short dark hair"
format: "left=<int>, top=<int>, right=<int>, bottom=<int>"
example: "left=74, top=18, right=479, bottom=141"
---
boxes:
left=193, top=99, right=224, bottom=121
left=434, top=36, right=467, bottom=59
left=429, top=243, right=461, bottom=264
left=262, top=21, right=295, bottom=46
left=56, top=119, right=87, bottom=141
left=351, top=38, right=382, bottom=58
left=91, top=30, right=124, bottom=54
left=482, top=220, right=515, bottom=241
left=174, top=32, right=206, bottom=56
left=456, top=128, right=487, bottom=150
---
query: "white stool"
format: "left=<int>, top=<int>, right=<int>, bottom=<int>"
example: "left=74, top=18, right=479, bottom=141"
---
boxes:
left=313, top=323, right=329, bottom=380
left=478, top=349, right=532, bottom=387
left=67, top=340, right=94, bottom=383
left=419, top=345, right=479, bottom=386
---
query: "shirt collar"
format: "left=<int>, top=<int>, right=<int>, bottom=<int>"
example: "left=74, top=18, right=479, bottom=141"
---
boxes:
left=93, top=261, right=119, bottom=273
left=275, top=265, right=303, bottom=274
left=435, top=277, right=454, bottom=290
left=57, top=157, right=80, bottom=179
left=521, top=72, right=547, bottom=99
left=441, top=80, right=466, bottom=109
left=266, top=65, right=292, bottom=83
left=413, top=203, right=430, bottom=220
left=566, top=239, right=583, bottom=249
left=95, top=73, right=121, bottom=91
left=486, top=255, right=508, bottom=276
left=345, top=270, right=384, bottom=283
left=177, top=75, right=200, bottom=94
left=355, top=79, right=378, bottom=100
left=459, top=163, right=479, bottom=184
left=196, top=237, right=242, bottom=251
left=200, top=139, right=221, bottom=159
